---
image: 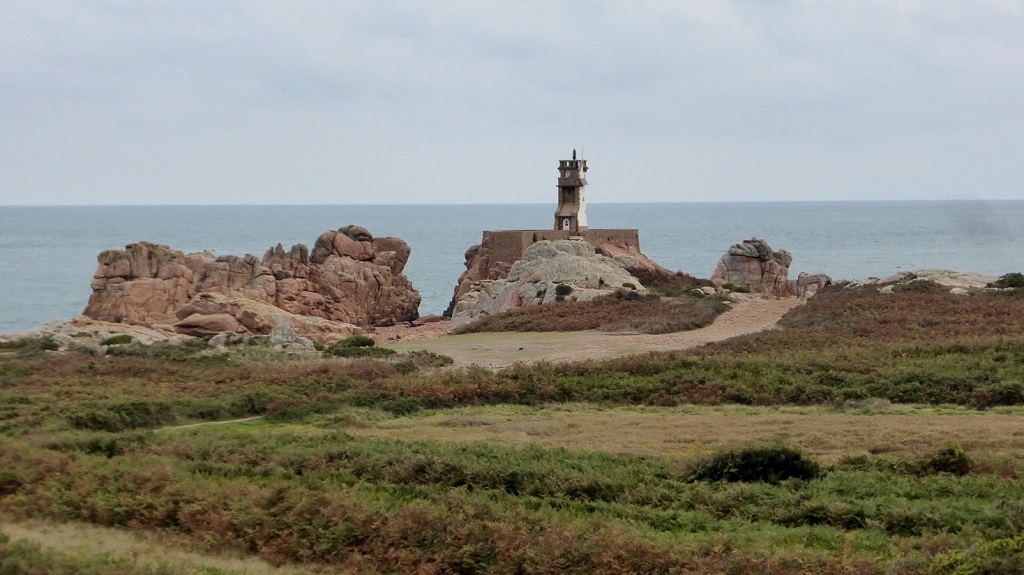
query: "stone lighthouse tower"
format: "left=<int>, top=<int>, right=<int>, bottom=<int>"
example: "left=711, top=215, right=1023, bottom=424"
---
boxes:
left=554, top=149, right=588, bottom=234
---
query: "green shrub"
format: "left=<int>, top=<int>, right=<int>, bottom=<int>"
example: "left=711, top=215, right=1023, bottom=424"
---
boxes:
left=65, top=400, right=176, bottom=432
left=555, top=283, right=574, bottom=297
left=265, top=399, right=346, bottom=422
left=324, top=335, right=396, bottom=358
left=882, top=507, right=939, bottom=536
left=380, top=397, right=426, bottom=416
left=44, top=432, right=149, bottom=458
left=404, top=350, right=455, bottom=368
left=688, top=444, right=822, bottom=484
left=972, top=381, right=1024, bottom=408
left=394, top=360, right=419, bottom=374
left=928, top=536, right=1024, bottom=574
left=913, top=444, right=972, bottom=476
left=105, top=339, right=217, bottom=363
left=341, top=334, right=376, bottom=348
left=100, top=334, right=133, bottom=346
left=622, top=282, right=637, bottom=290
left=990, top=272, right=1024, bottom=289
left=325, top=346, right=397, bottom=359
left=0, top=470, right=23, bottom=495
left=897, top=280, right=949, bottom=293
left=0, top=336, right=60, bottom=354
left=40, top=336, right=60, bottom=351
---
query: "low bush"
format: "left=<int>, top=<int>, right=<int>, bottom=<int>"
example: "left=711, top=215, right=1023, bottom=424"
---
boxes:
left=688, top=444, right=822, bottom=484
left=394, top=360, right=419, bottom=374
left=65, top=400, right=176, bottom=432
left=912, top=444, right=972, bottom=477
left=325, top=346, right=397, bottom=359
left=264, top=398, right=347, bottom=422
left=896, top=280, right=949, bottom=293
left=972, top=381, right=1024, bottom=408
left=929, top=536, right=1024, bottom=575
left=339, top=334, right=376, bottom=348
left=625, top=267, right=710, bottom=297
left=404, top=350, right=455, bottom=368
left=0, top=336, right=59, bottom=355
left=324, top=335, right=397, bottom=358
left=990, top=272, right=1024, bottom=289
left=554, top=283, right=573, bottom=297
left=105, top=339, right=218, bottom=363
left=0, top=470, right=23, bottom=495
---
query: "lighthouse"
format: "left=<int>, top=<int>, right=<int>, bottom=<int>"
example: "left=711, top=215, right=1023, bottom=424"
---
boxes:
left=554, top=150, right=588, bottom=234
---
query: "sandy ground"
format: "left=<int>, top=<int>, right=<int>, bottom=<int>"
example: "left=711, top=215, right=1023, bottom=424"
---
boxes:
left=380, top=296, right=804, bottom=368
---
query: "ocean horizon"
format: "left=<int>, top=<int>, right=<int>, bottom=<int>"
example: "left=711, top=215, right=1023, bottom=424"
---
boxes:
left=2, top=200, right=1022, bottom=335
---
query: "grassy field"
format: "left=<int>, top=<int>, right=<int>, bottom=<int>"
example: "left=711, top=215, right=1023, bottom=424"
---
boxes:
left=1, top=284, right=1023, bottom=573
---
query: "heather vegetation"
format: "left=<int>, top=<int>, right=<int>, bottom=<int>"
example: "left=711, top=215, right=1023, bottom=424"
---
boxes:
left=625, top=266, right=712, bottom=297
left=2, top=285, right=1023, bottom=572
left=454, top=289, right=728, bottom=334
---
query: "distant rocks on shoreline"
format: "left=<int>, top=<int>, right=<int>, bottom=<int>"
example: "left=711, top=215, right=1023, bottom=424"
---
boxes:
left=848, top=269, right=1004, bottom=295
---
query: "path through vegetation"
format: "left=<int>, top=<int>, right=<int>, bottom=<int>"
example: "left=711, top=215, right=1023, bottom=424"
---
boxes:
left=387, top=296, right=804, bottom=368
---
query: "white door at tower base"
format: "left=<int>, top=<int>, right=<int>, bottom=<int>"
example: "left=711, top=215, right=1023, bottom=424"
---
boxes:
left=562, top=219, right=570, bottom=230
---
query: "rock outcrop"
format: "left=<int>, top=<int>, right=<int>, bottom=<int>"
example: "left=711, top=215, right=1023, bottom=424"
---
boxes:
left=445, top=233, right=664, bottom=317
left=83, top=226, right=420, bottom=341
left=848, top=269, right=1001, bottom=294
left=449, top=240, right=646, bottom=331
left=904, top=269, right=999, bottom=289
left=711, top=238, right=830, bottom=298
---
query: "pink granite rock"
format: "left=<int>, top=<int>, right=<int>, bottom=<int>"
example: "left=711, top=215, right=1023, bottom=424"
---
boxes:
left=711, top=238, right=830, bottom=297
left=83, top=227, right=420, bottom=335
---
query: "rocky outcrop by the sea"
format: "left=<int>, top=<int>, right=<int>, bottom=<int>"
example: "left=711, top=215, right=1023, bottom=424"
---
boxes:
left=711, top=238, right=831, bottom=298
left=446, top=234, right=665, bottom=317
left=449, top=240, right=646, bottom=332
left=848, top=269, right=1002, bottom=295
left=82, top=225, right=420, bottom=342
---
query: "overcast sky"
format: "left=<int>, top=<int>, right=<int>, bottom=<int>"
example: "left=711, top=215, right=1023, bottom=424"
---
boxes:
left=1, top=1, right=1022, bottom=205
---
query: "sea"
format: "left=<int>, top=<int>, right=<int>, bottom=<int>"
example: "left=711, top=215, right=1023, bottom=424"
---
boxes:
left=1, top=201, right=1022, bottom=336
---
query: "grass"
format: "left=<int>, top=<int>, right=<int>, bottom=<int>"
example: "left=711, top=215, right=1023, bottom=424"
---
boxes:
left=1, top=521, right=302, bottom=575
left=1, top=285, right=1023, bottom=572
left=339, top=403, right=1024, bottom=466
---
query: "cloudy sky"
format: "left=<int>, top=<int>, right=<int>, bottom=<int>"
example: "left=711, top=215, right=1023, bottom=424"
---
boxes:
left=1, top=1, right=1022, bottom=205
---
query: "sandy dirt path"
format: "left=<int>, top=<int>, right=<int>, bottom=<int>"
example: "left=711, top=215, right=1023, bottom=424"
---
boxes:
left=386, top=297, right=804, bottom=368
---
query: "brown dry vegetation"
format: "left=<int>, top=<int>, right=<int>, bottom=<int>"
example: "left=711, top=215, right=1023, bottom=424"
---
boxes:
left=2, top=285, right=1024, bottom=574
left=626, top=266, right=712, bottom=296
left=346, top=403, right=1024, bottom=468
left=454, top=290, right=727, bottom=334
